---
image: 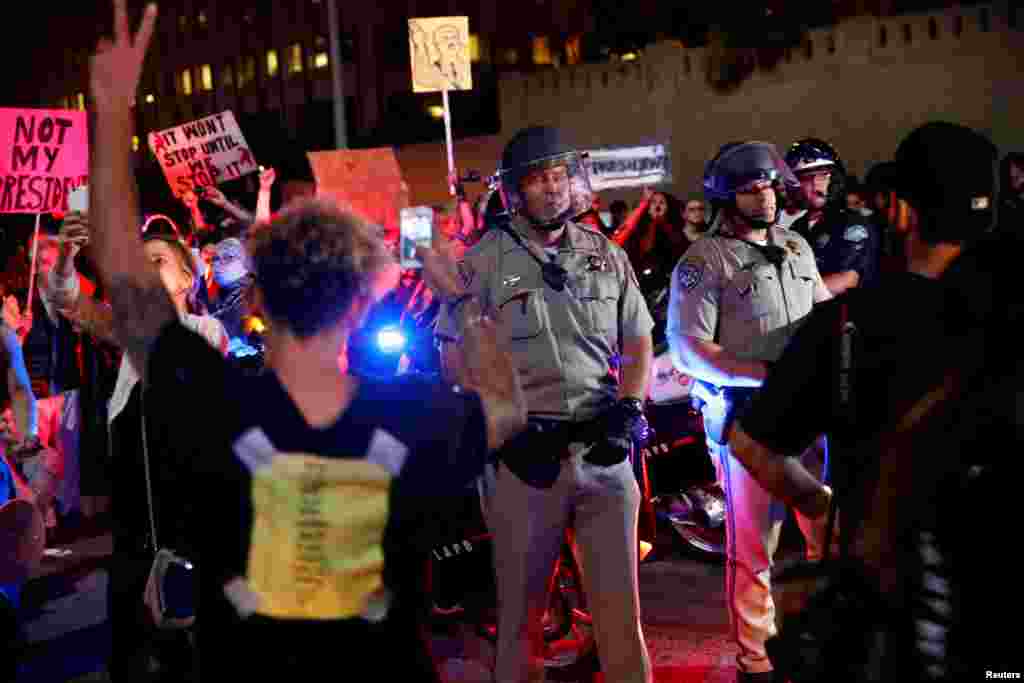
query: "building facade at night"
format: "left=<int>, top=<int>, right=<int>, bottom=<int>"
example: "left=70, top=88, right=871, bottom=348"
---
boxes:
left=5, top=0, right=1017, bottom=213
left=23, top=1, right=1007, bottom=151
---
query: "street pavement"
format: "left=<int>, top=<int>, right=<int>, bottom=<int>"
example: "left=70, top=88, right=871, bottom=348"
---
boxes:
left=18, top=521, right=809, bottom=682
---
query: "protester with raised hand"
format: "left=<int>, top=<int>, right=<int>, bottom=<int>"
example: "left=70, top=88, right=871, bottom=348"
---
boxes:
left=87, top=4, right=525, bottom=682
left=256, top=166, right=276, bottom=223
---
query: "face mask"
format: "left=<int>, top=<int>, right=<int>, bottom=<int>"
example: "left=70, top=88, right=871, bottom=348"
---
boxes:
left=213, top=238, right=249, bottom=286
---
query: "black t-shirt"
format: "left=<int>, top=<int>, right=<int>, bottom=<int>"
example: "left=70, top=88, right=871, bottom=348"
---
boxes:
left=740, top=234, right=1022, bottom=679
left=739, top=270, right=955, bottom=457
left=146, top=322, right=489, bottom=681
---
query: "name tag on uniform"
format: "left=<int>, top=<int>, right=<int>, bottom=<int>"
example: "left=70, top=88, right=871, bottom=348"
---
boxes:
left=503, top=274, right=522, bottom=287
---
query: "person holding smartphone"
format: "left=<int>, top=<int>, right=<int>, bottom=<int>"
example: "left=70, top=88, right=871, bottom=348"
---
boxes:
left=84, top=6, right=526, bottom=681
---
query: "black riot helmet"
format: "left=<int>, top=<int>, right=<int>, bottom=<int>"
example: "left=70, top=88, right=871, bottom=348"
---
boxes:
left=496, top=126, right=594, bottom=230
left=785, top=137, right=847, bottom=205
left=703, top=141, right=799, bottom=229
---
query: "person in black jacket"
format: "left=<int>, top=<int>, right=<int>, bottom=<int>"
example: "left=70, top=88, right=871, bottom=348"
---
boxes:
left=785, top=138, right=882, bottom=296
left=998, top=151, right=1024, bottom=234
left=731, top=122, right=1017, bottom=681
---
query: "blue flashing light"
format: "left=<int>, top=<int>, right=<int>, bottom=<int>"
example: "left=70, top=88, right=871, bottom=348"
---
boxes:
left=376, top=326, right=407, bottom=353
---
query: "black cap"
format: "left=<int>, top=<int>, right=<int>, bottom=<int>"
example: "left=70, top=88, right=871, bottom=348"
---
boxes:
left=864, top=161, right=901, bottom=194
left=891, top=122, right=997, bottom=220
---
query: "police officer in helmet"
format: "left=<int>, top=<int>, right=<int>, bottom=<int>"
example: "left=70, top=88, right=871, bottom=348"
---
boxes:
left=667, top=141, right=832, bottom=683
left=786, top=138, right=881, bottom=295
left=436, top=125, right=655, bottom=683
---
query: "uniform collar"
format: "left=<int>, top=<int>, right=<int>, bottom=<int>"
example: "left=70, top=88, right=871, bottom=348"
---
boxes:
left=513, top=216, right=590, bottom=252
left=715, top=219, right=778, bottom=245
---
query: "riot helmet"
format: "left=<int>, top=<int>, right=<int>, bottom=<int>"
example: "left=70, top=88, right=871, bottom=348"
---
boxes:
left=785, top=137, right=847, bottom=206
left=703, top=141, right=798, bottom=229
left=497, top=126, right=593, bottom=231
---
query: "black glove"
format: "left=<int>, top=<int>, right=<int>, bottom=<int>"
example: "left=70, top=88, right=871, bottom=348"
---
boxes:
left=585, top=398, right=649, bottom=467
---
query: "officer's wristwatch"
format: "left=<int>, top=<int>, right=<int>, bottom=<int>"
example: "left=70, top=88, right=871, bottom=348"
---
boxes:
left=618, top=397, right=645, bottom=416
left=445, top=293, right=475, bottom=312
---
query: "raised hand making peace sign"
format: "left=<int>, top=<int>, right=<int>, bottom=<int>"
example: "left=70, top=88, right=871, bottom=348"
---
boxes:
left=89, top=0, right=157, bottom=113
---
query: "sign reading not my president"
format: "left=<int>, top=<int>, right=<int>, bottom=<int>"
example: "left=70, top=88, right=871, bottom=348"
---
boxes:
left=0, top=107, right=88, bottom=214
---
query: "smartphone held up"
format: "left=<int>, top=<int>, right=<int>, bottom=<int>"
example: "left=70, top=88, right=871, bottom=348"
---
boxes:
left=400, top=206, right=435, bottom=269
left=68, top=185, right=89, bottom=214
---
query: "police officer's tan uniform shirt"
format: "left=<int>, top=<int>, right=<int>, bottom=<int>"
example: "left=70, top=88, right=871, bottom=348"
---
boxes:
left=667, top=226, right=830, bottom=364
left=437, top=219, right=654, bottom=422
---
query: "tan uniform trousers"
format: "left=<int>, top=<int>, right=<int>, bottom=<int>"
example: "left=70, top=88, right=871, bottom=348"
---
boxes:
left=708, top=437, right=828, bottom=675
left=480, top=443, right=652, bottom=683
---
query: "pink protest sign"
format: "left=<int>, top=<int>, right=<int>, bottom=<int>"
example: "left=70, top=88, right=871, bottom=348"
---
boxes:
left=0, top=108, right=89, bottom=214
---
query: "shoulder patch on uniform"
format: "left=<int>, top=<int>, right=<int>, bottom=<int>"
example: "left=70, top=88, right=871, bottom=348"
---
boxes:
left=677, top=257, right=704, bottom=291
left=843, top=224, right=869, bottom=242
left=456, top=260, right=475, bottom=289
left=784, top=239, right=802, bottom=257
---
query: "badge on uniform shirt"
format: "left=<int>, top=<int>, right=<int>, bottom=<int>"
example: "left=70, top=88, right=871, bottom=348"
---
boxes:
left=587, top=255, right=607, bottom=272
left=785, top=240, right=802, bottom=257
left=843, top=224, right=869, bottom=242
left=677, top=256, right=704, bottom=291
left=456, top=261, right=475, bottom=289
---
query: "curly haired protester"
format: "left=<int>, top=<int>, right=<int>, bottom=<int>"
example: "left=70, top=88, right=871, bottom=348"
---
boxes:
left=84, top=3, right=526, bottom=680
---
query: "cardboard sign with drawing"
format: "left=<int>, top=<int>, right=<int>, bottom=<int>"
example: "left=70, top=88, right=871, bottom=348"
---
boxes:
left=408, top=16, right=472, bottom=93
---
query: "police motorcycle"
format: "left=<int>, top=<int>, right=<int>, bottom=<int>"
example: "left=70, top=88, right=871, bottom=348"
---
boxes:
left=636, top=249, right=727, bottom=559
left=344, top=177, right=597, bottom=676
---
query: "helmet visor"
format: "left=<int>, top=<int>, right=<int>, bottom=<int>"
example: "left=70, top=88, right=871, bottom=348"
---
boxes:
left=705, top=142, right=799, bottom=201
left=498, top=151, right=593, bottom=224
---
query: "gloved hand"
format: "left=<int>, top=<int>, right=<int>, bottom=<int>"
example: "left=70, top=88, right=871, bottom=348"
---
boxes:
left=585, top=398, right=649, bottom=467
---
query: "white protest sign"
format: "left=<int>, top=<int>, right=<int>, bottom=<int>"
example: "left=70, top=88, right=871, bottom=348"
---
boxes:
left=148, top=111, right=257, bottom=197
left=408, top=16, right=472, bottom=93
left=586, top=144, right=672, bottom=191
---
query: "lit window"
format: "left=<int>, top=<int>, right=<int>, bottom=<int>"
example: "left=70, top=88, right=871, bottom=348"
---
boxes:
left=620, top=51, right=638, bottom=62
left=565, top=35, right=581, bottom=65
left=77, top=93, right=86, bottom=110
left=427, top=105, right=444, bottom=119
left=287, top=44, right=304, bottom=74
left=501, top=48, right=519, bottom=65
left=238, top=57, right=256, bottom=88
left=198, top=11, right=207, bottom=27
left=469, top=34, right=480, bottom=63
left=132, top=135, right=140, bottom=152
left=200, top=65, right=213, bottom=91
left=532, top=36, right=552, bottom=65
left=145, top=93, right=156, bottom=104
left=180, top=68, right=193, bottom=95
left=266, top=49, right=279, bottom=77
left=222, top=63, right=235, bottom=87
left=178, top=14, right=188, bottom=30
left=315, top=35, right=327, bottom=49
left=59, top=96, right=69, bottom=109
left=314, top=52, right=329, bottom=69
